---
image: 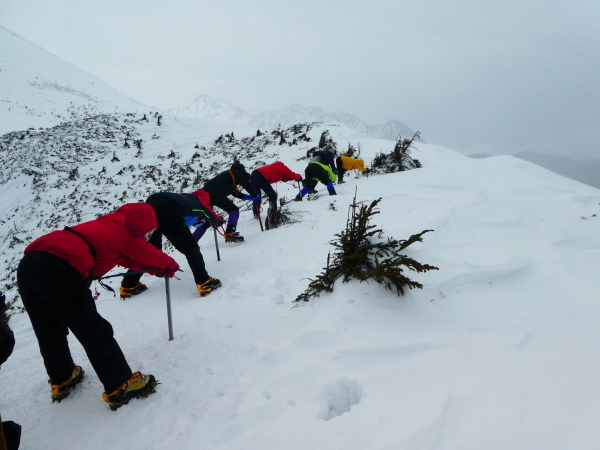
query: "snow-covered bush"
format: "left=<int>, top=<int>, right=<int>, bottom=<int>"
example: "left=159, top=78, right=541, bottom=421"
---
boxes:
left=370, top=131, right=421, bottom=174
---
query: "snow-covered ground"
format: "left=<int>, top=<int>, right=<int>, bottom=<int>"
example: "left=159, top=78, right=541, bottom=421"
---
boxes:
left=2, top=121, right=600, bottom=449
left=2, top=21, right=600, bottom=450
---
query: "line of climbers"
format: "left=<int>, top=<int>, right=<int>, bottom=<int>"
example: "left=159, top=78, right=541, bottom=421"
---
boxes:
left=8, top=153, right=370, bottom=419
left=294, top=149, right=369, bottom=200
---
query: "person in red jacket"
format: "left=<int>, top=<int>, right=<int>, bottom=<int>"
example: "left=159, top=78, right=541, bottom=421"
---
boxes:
left=16, top=203, right=180, bottom=410
left=250, top=161, right=302, bottom=217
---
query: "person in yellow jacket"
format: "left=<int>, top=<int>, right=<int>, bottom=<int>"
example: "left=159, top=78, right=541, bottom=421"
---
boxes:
left=335, top=155, right=369, bottom=183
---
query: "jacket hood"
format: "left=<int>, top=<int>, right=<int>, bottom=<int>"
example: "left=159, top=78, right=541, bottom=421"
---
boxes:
left=231, top=162, right=250, bottom=179
left=113, top=203, right=158, bottom=237
left=231, top=161, right=245, bottom=171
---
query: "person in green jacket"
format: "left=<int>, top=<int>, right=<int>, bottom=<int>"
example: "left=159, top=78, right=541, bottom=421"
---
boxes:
left=294, top=161, right=337, bottom=201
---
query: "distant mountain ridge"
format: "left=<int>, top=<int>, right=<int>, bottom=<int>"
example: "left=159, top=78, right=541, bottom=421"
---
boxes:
left=0, top=25, right=145, bottom=134
left=0, top=25, right=415, bottom=142
left=168, top=95, right=416, bottom=141
left=513, top=151, right=600, bottom=190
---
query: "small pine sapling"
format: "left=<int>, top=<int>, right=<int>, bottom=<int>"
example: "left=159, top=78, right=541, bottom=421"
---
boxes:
left=295, top=195, right=438, bottom=302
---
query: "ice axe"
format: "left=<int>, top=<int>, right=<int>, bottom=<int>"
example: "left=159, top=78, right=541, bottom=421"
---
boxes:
left=164, top=275, right=174, bottom=341
left=255, top=200, right=264, bottom=232
left=213, top=227, right=221, bottom=261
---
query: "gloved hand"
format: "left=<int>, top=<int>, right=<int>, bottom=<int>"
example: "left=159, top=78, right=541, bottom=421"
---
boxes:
left=150, top=261, right=180, bottom=278
left=252, top=195, right=261, bottom=202
left=184, top=216, right=200, bottom=227
left=242, top=194, right=254, bottom=201
left=213, top=216, right=224, bottom=227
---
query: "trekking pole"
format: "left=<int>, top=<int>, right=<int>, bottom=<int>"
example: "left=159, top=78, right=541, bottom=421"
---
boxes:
left=164, top=275, right=174, bottom=341
left=213, top=227, right=221, bottom=261
left=256, top=200, right=264, bottom=232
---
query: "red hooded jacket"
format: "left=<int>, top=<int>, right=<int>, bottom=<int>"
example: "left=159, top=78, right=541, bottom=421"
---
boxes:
left=24, top=203, right=179, bottom=280
left=255, top=161, right=302, bottom=184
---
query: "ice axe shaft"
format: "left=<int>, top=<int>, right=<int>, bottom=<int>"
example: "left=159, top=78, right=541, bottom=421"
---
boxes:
left=255, top=200, right=264, bottom=232
left=164, top=275, right=174, bottom=341
left=213, top=227, right=221, bottom=261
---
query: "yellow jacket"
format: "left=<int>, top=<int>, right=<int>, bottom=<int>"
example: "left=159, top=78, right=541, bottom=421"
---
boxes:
left=339, top=155, right=367, bottom=172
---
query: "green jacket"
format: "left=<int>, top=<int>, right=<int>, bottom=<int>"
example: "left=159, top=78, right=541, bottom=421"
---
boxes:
left=309, top=162, right=336, bottom=183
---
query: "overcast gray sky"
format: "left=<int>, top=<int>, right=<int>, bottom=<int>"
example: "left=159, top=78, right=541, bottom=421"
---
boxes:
left=1, top=0, right=599, bottom=159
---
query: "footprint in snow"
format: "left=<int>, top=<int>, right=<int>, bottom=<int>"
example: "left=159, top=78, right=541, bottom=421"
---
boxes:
left=317, top=377, right=364, bottom=421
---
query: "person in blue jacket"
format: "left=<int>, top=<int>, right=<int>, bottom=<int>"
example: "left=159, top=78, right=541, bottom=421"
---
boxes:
left=120, top=190, right=224, bottom=298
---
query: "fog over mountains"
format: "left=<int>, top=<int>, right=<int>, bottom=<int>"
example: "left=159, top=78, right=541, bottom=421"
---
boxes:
left=167, top=95, right=416, bottom=141
left=470, top=151, right=600, bottom=190
left=1, top=21, right=415, bottom=145
left=513, top=151, right=600, bottom=190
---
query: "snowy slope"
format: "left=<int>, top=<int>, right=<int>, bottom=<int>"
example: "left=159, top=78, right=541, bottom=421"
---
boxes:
left=168, top=95, right=416, bottom=141
left=1, top=117, right=600, bottom=449
left=0, top=25, right=145, bottom=134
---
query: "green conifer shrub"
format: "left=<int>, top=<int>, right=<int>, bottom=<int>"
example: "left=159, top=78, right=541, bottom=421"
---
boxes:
left=295, top=196, right=438, bottom=302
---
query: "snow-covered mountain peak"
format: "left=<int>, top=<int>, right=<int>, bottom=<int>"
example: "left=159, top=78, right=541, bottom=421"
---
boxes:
left=0, top=25, right=145, bottom=135
left=168, top=95, right=416, bottom=141
left=168, top=95, right=253, bottom=125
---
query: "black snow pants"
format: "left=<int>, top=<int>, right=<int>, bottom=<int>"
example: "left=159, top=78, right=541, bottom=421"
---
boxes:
left=304, top=163, right=331, bottom=190
left=335, top=156, right=346, bottom=182
left=250, top=170, right=277, bottom=216
left=17, top=251, right=132, bottom=393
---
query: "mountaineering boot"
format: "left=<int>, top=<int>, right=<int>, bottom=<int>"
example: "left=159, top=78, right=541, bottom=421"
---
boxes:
left=328, top=188, right=337, bottom=195
left=197, top=277, right=222, bottom=297
left=308, top=189, right=318, bottom=194
left=50, top=364, right=85, bottom=403
left=102, top=371, right=157, bottom=411
left=224, top=232, right=244, bottom=243
left=119, top=283, right=148, bottom=299
left=294, top=193, right=303, bottom=201
left=337, top=180, right=346, bottom=184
